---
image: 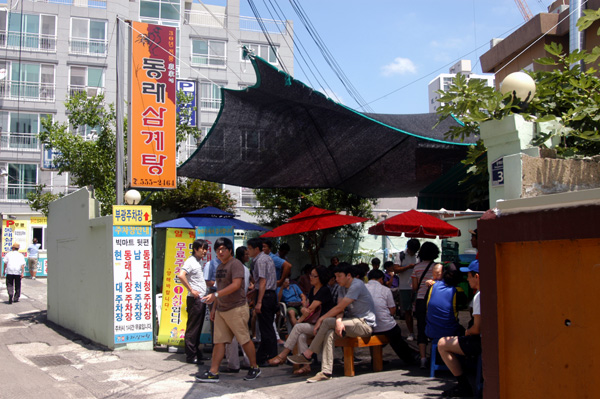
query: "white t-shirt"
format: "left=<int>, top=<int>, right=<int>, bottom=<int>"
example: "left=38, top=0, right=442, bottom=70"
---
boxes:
left=472, top=291, right=480, bottom=316
left=398, top=252, right=418, bottom=290
left=181, top=256, right=207, bottom=297
left=366, top=280, right=397, bottom=333
left=3, top=251, right=26, bottom=275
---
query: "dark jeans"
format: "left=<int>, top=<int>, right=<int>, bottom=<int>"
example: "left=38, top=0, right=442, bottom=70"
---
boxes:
left=382, top=324, right=417, bottom=364
left=256, top=290, right=278, bottom=363
left=6, top=274, right=21, bottom=302
left=415, top=298, right=428, bottom=345
left=185, top=295, right=206, bottom=361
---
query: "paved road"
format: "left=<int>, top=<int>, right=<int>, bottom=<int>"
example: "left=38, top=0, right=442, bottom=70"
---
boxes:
left=0, top=278, right=456, bottom=398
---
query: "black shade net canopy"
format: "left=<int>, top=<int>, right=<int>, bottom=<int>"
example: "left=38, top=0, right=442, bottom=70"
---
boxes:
left=178, top=55, right=477, bottom=198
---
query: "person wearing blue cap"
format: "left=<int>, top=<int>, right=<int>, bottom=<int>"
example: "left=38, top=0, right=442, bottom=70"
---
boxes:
left=437, top=260, right=480, bottom=397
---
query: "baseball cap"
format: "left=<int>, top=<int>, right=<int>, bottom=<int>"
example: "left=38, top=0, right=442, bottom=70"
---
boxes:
left=460, top=260, right=479, bottom=274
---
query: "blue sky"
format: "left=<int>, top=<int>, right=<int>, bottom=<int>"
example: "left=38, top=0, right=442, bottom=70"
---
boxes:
left=235, top=0, right=556, bottom=114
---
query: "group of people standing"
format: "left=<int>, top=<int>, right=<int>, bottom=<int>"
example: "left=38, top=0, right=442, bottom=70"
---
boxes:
left=176, top=234, right=481, bottom=396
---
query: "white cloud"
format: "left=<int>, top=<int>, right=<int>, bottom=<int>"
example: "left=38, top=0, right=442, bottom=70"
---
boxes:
left=381, top=57, right=417, bottom=76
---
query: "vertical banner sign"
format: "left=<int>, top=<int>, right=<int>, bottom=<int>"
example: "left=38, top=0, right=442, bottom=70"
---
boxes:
left=157, top=228, right=196, bottom=346
left=113, top=205, right=153, bottom=344
left=176, top=80, right=197, bottom=127
left=129, top=22, right=177, bottom=189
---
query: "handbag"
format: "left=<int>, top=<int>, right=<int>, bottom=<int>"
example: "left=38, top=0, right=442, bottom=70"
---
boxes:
left=304, top=305, right=322, bottom=324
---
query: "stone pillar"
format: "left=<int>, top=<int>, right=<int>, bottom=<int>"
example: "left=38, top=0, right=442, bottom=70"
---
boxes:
left=480, top=114, right=540, bottom=208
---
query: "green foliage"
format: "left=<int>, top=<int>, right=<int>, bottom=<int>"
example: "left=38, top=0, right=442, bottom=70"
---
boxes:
left=436, top=21, right=600, bottom=207
left=29, top=91, right=229, bottom=216
left=36, top=92, right=118, bottom=216
left=147, top=178, right=236, bottom=214
left=250, top=188, right=375, bottom=264
left=26, top=185, right=64, bottom=217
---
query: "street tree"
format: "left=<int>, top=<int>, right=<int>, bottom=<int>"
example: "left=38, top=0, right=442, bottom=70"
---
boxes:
left=30, top=91, right=233, bottom=216
left=251, top=188, right=375, bottom=264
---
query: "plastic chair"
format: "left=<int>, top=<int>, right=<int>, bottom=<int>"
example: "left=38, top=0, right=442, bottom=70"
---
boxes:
left=430, top=341, right=449, bottom=378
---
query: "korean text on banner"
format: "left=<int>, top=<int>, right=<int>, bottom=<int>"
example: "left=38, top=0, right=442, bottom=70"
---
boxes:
left=157, top=228, right=196, bottom=346
left=129, top=21, right=177, bottom=189
left=113, top=224, right=153, bottom=344
left=113, top=205, right=152, bottom=226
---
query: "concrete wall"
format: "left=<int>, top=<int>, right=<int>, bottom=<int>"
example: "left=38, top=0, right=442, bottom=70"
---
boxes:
left=522, top=154, right=600, bottom=196
left=47, top=187, right=116, bottom=349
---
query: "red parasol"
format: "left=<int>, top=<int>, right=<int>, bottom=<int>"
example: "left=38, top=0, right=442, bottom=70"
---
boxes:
left=261, top=206, right=369, bottom=238
left=368, top=209, right=460, bottom=239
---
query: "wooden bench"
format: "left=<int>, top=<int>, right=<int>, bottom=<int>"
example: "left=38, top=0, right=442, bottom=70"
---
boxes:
left=334, top=334, right=389, bottom=377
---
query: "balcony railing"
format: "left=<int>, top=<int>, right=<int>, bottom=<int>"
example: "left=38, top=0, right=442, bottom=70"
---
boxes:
left=0, top=31, right=57, bottom=52
left=0, top=183, right=37, bottom=202
left=33, top=0, right=107, bottom=9
left=239, top=16, right=287, bottom=34
left=68, top=85, right=104, bottom=98
left=69, top=38, right=108, bottom=56
left=0, top=132, right=39, bottom=151
left=0, top=80, right=56, bottom=102
left=200, top=98, right=221, bottom=110
left=184, top=10, right=226, bottom=28
left=191, top=53, right=226, bottom=67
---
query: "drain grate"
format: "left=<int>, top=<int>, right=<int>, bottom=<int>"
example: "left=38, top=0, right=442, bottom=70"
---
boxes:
left=29, top=355, right=73, bottom=367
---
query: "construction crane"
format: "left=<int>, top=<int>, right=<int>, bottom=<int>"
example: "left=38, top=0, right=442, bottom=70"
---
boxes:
left=514, top=0, right=533, bottom=21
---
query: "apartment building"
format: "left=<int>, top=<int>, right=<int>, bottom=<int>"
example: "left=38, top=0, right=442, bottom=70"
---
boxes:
left=427, top=59, right=495, bottom=113
left=0, top=0, right=294, bottom=248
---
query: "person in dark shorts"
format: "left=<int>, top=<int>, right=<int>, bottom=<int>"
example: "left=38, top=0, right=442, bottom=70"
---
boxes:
left=437, top=260, right=481, bottom=397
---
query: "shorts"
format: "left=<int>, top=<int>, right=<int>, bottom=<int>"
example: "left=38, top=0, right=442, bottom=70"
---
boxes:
left=399, top=290, right=414, bottom=312
left=458, top=334, right=481, bottom=357
left=287, top=305, right=301, bottom=317
left=213, top=303, right=251, bottom=345
left=28, top=258, right=39, bottom=273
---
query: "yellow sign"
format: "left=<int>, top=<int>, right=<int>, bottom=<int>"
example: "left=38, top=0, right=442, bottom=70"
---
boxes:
left=113, top=206, right=152, bottom=226
left=156, top=228, right=196, bottom=346
left=30, top=217, right=47, bottom=225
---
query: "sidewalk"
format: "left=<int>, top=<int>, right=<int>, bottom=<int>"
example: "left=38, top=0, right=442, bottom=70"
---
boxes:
left=1, top=278, right=455, bottom=399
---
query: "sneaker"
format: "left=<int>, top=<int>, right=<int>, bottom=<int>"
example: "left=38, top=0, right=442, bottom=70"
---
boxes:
left=287, top=354, right=311, bottom=365
left=307, top=371, right=331, bottom=383
left=420, top=357, right=427, bottom=369
left=442, top=384, right=473, bottom=397
left=244, top=367, right=261, bottom=381
left=195, top=370, right=219, bottom=383
left=32, top=277, right=36, bottom=280
left=186, top=357, right=204, bottom=365
left=406, top=334, right=415, bottom=341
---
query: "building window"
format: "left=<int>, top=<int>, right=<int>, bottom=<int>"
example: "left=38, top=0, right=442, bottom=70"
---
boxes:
left=140, top=0, right=181, bottom=24
left=70, top=18, right=107, bottom=56
left=191, top=39, right=226, bottom=67
left=241, top=130, right=260, bottom=162
left=241, top=43, right=277, bottom=64
left=176, top=133, right=201, bottom=164
left=69, top=66, right=104, bottom=97
left=241, top=187, right=259, bottom=207
left=0, top=112, right=49, bottom=150
left=72, top=124, right=100, bottom=141
left=1, top=11, right=57, bottom=52
left=4, top=163, right=37, bottom=200
left=1, top=61, right=55, bottom=102
left=200, top=82, right=222, bottom=110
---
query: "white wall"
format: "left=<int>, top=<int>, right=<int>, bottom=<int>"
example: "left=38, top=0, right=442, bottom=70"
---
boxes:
left=47, top=188, right=117, bottom=349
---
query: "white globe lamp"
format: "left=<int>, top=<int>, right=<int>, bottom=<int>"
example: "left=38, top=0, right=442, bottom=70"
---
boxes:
left=124, top=189, right=141, bottom=205
left=500, top=72, right=536, bottom=103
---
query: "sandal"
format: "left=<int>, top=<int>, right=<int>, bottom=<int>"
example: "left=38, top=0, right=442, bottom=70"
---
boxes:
left=267, top=356, right=285, bottom=366
left=293, top=365, right=311, bottom=375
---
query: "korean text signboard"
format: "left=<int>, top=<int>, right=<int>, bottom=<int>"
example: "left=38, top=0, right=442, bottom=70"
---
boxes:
left=113, top=205, right=153, bottom=344
left=157, top=228, right=196, bottom=346
left=129, top=22, right=177, bottom=189
left=176, top=80, right=197, bottom=127
left=491, top=157, right=504, bottom=187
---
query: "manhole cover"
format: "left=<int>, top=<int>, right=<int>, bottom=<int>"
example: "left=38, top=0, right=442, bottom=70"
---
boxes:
left=29, top=355, right=73, bottom=367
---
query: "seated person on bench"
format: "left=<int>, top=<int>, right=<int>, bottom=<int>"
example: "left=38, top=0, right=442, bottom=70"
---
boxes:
left=267, top=266, right=334, bottom=375
left=277, top=278, right=306, bottom=327
left=438, top=260, right=481, bottom=398
left=287, top=263, right=376, bottom=383
left=366, top=269, right=418, bottom=365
